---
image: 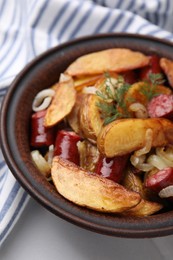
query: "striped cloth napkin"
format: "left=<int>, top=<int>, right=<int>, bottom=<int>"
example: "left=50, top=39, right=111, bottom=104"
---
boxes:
left=1, top=0, right=173, bottom=246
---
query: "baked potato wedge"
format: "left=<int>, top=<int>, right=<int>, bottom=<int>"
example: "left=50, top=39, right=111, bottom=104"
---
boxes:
left=74, top=75, right=102, bottom=92
left=51, top=156, right=141, bottom=213
left=160, top=58, right=173, bottom=88
left=122, top=199, right=163, bottom=217
left=122, top=167, right=163, bottom=216
left=67, top=93, right=85, bottom=134
left=44, top=76, right=76, bottom=127
left=79, top=94, right=103, bottom=142
left=97, top=118, right=173, bottom=157
left=124, top=81, right=172, bottom=108
left=77, top=140, right=100, bottom=172
left=123, top=167, right=144, bottom=195
left=65, top=48, right=150, bottom=76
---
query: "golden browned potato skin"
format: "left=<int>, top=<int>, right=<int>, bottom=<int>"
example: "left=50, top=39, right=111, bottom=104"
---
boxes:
left=160, top=58, right=173, bottom=88
left=65, top=48, right=150, bottom=76
left=67, top=93, right=85, bottom=134
left=44, top=77, right=76, bottom=127
left=97, top=118, right=173, bottom=157
left=78, top=140, right=100, bottom=172
left=123, top=168, right=144, bottom=195
left=74, top=75, right=102, bottom=91
left=79, top=94, right=103, bottom=142
left=51, top=156, right=141, bottom=213
left=122, top=199, right=163, bottom=217
left=124, top=82, right=172, bottom=107
left=122, top=167, right=163, bottom=216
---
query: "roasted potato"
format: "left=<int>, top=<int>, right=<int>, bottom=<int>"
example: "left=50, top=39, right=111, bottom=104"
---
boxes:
left=122, top=167, right=163, bottom=216
left=79, top=94, right=103, bottom=142
left=74, top=75, right=102, bottom=92
left=124, top=81, right=172, bottom=108
left=44, top=77, right=76, bottom=127
left=122, top=199, right=163, bottom=217
left=67, top=93, right=85, bottom=134
left=51, top=156, right=141, bottom=213
left=160, top=58, right=173, bottom=88
left=65, top=48, right=150, bottom=76
left=123, top=167, right=144, bottom=195
left=77, top=140, right=100, bottom=172
left=97, top=118, right=173, bottom=157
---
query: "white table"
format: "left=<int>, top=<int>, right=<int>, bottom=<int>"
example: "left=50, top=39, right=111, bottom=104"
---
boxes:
left=1, top=198, right=173, bottom=260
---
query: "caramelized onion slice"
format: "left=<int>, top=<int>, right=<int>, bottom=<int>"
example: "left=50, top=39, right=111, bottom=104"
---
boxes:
left=156, top=147, right=173, bottom=167
left=130, top=129, right=153, bottom=172
left=31, top=150, right=51, bottom=178
left=159, top=185, right=173, bottom=198
left=147, top=154, right=168, bottom=170
left=32, top=89, right=55, bottom=112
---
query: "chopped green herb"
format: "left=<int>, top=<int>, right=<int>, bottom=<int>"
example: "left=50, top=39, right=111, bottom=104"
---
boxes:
left=96, top=72, right=166, bottom=125
left=140, top=73, right=165, bottom=101
left=96, top=73, right=131, bottom=125
left=149, top=73, right=165, bottom=85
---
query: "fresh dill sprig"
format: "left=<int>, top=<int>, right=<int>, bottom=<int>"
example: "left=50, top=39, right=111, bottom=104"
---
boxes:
left=140, top=73, right=165, bottom=101
left=149, top=73, right=165, bottom=85
left=96, top=72, right=166, bottom=125
left=96, top=73, right=131, bottom=125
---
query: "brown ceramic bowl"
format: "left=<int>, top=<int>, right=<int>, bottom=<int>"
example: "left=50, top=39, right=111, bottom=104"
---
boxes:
left=1, top=33, right=173, bottom=238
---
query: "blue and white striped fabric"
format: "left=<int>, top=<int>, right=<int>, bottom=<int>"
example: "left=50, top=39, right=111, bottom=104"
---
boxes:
left=1, top=0, right=173, bottom=246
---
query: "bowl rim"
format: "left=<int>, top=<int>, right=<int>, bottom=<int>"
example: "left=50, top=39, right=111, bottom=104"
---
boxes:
left=1, top=32, right=173, bottom=238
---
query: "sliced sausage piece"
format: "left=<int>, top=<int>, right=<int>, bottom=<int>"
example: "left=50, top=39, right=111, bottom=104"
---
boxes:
left=145, top=167, right=173, bottom=193
left=30, top=110, right=55, bottom=147
left=54, top=130, right=81, bottom=165
left=147, top=94, right=173, bottom=119
left=139, top=55, right=162, bottom=81
left=95, top=155, right=129, bottom=183
left=121, top=70, right=138, bottom=84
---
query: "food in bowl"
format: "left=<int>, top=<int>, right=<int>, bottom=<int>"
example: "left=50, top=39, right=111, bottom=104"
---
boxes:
left=30, top=48, right=173, bottom=217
